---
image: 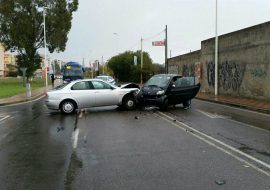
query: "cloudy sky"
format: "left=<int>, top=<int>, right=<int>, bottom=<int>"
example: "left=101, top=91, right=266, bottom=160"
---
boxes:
left=51, top=0, right=270, bottom=66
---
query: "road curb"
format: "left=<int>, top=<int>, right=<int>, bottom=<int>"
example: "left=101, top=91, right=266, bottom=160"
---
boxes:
left=195, top=97, right=270, bottom=115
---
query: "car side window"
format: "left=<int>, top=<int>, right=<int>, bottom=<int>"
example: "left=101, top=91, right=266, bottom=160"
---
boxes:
left=92, top=81, right=112, bottom=89
left=175, top=78, right=191, bottom=88
left=71, top=81, right=91, bottom=90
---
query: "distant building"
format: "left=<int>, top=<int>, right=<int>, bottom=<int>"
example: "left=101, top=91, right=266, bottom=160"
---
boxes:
left=0, top=43, right=4, bottom=77
left=4, top=53, right=17, bottom=76
left=35, top=56, right=66, bottom=78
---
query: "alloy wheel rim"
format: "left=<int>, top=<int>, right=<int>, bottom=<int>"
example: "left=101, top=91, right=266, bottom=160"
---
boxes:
left=63, top=102, right=73, bottom=113
left=127, top=100, right=134, bottom=108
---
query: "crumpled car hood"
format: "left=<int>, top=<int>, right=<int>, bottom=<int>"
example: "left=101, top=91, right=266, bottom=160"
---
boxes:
left=141, top=86, right=163, bottom=96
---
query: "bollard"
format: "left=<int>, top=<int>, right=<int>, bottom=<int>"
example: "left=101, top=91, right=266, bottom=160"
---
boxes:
left=26, top=83, right=31, bottom=98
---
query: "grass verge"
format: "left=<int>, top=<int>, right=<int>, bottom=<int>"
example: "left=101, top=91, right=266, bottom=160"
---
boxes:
left=0, top=77, right=48, bottom=98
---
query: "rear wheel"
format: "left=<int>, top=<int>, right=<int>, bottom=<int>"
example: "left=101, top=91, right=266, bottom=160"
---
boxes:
left=122, top=96, right=136, bottom=110
left=60, top=100, right=76, bottom=114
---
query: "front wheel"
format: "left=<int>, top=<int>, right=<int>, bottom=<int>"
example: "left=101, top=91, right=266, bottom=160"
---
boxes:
left=60, top=100, right=76, bottom=114
left=159, top=99, right=168, bottom=111
left=122, top=96, right=136, bottom=110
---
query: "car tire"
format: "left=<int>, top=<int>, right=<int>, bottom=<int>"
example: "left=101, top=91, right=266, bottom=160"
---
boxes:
left=60, top=100, right=76, bottom=114
left=183, top=99, right=191, bottom=109
left=159, top=98, right=168, bottom=111
left=122, top=95, right=136, bottom=110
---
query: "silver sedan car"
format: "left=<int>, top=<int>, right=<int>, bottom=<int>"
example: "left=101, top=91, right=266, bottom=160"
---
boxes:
left=45, top=79, right=139, bottom=114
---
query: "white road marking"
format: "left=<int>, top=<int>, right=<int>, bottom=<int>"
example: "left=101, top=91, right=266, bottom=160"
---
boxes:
left=197, top=109, right=230, bottom=119
left=222, top=117, right=270, bottom=133
left=0, top=95, right=46, bottom=108
left=156, top=111, right=270, bottom=177
left=195, top=99, right=270, bottom=117
left=0, top=115, right=10, bottom=122
left=72, top=128, right=80, bottom=149
left=196, top=108, right=270, bottom=133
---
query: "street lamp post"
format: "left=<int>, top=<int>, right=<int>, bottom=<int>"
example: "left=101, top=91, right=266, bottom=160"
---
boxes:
left=214, top=0, right=218, bottom=96
left=43, top=7, right=48, bottom=88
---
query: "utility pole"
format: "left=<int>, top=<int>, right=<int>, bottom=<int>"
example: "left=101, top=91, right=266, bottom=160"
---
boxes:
left=215, top=0, right=219, bottom=96
left=43, top=7, right=48, bottom=88
left=102, top=56, right=104, bottom=74
left=165, top=25, right=168, bottom=74
left=141, top=37, right=143, bottom=85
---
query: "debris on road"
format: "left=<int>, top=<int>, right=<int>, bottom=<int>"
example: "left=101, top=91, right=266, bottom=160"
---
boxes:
left=215, top=180, right=226, bottom=186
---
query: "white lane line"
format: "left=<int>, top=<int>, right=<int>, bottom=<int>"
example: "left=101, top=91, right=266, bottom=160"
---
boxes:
left=156, top=111, right=270, bottom=177
left=197, top=109, right=230, bottom=119
left=194, top=99, right=270, bottom=117
left=0, top=115, right=10, bottom=122
left=196, top=109, right=270, bottom=133
left=222, top=117, right=270, bottom=133
left=0, top=95, right=46, bottom=108
left=72, top=128, right=80, bottom=149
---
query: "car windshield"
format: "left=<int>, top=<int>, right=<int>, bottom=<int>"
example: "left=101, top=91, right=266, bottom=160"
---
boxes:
left=144, top=75, right=172, bottom=88
left=64, top=69, right=83, bottom=77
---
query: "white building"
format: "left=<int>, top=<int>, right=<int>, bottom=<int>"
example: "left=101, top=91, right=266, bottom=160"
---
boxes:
left=0, top=43, right=4, bottom=77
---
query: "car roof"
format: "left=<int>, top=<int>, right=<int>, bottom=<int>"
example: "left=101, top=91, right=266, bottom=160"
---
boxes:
left=68, top=78, right=115, bottom=85
left=65, top=61, right=81, bottom=66
left=153, top=74, right=182, bottom=77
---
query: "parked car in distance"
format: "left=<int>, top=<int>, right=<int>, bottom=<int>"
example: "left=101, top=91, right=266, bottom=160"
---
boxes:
left=55, top=75, right=63, bottom=79
left=95, top=75, right=116, bottom=85
left=45, top=79, right=139, bottom=114
left=136, top=74, right=201, bottom=110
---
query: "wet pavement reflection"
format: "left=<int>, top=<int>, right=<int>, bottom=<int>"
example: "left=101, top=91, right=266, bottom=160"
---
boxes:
left=0, top=100, right=77, bottom=190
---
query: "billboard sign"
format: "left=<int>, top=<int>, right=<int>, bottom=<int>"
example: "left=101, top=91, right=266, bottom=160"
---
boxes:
left=152, top=40, right=165, bottom=46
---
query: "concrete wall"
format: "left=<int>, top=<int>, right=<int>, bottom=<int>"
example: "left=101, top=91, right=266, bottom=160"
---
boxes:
left=168, top=50, right=201, bottom=76
left=168, top=21, right=270, bottom=100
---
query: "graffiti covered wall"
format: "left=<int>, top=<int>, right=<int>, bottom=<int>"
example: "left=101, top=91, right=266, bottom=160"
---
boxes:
left=168, top=50, right=201, bottom=76
left=168, top=21, right=270, bottom=100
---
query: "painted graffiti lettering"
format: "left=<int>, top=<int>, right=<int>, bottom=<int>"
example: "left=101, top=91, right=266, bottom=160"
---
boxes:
left=207, top=62, right=215, bottom=87
left=182, top=64, right=195, bottom=77
left=250, top=69, right=266, bottom=78
left=219, top=61, right=245, bottom=91
left=207, top=61, right=245, bottom=91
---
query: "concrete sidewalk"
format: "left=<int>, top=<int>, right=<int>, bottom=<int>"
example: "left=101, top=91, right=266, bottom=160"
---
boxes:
left=196, top=92, right=270, bottom=114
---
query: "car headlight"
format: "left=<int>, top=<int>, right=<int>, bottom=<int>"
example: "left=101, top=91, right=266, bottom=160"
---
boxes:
left=156, top=90, right=165, bottom=95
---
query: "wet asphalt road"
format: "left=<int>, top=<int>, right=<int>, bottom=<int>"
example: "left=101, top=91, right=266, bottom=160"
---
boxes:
left=0, top=98, right=269, bottom=190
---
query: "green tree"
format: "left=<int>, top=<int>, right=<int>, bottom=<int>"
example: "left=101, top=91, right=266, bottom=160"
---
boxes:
left=52, top=60, right=61, bottom=75
left=0, top=0, right=78, bottom=80
left=107, top=50, right=154, bottom=83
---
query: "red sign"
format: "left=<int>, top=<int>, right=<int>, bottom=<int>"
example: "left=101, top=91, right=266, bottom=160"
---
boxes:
left=152, top=40, right=165, bottom=46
